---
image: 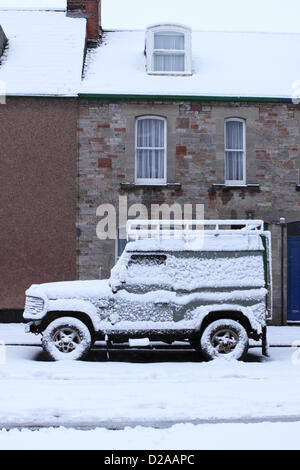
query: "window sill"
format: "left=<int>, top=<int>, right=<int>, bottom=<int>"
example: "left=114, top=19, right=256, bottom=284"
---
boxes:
left=147, top=71, right=193, bottom=77
left=212, top=184, right=260, bottom=192
left=120, top=183, right=182, bottom=191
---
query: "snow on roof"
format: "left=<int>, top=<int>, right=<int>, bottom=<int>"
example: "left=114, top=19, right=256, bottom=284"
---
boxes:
left=0, top=10, right=86, bottom=96
left=0, top=0, right=66, bottom=10
left=81, top=29, right=300, bottom=99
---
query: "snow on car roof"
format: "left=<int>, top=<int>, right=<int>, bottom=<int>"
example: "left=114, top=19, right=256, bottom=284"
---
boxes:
left=0, top=10, right=86, bottom=96
left=81, top=29, right=300, bottom=99
left=125, top=232, right=265, bottom=252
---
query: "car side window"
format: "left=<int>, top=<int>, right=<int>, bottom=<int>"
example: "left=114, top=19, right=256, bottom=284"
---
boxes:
left=125, top=254, right=168, bottom=288
left=128, top=255, right=167, bottom=266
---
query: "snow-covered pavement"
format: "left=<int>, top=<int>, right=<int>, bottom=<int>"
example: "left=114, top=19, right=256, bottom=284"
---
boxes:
left=1, top=324, right=300, bottom=449
left=1, top=343, right=300, bottom=428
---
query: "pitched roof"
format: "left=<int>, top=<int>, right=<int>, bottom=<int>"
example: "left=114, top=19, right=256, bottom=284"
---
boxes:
left=81, top=29, right=300, bottom=100
left=0, top=10, right=86, bottom=97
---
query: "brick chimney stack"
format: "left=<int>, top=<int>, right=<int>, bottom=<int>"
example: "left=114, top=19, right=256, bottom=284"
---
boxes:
left=67, top=0, right=101, bottom=43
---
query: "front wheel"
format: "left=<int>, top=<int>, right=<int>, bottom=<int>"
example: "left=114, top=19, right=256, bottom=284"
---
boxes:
left=42, top=317, right=92, bottom=361
left=200, top=319, right=249, bottom=361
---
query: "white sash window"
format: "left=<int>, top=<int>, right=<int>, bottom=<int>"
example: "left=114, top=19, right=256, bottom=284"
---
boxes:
left=135, top=116, right=167, bottom=185
left=153, top=31, right=185, bottom=72
left=225, top=118, right=246, bottom=185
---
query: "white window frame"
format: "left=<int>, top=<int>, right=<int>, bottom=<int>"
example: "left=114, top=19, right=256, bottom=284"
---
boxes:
left=135, top=115, right=167, bottom=185
left=146, top=24, right=192, bottom=75
left=224, top=118, right=246, bottom=186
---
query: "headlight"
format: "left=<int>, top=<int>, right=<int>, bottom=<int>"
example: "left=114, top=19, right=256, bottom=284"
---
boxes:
left=24, top=296, right=44, bottom=315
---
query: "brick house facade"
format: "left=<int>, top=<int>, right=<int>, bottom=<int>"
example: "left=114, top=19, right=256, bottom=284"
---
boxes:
left=75, top=2, right=300, bottom=326
left=1, top=0, right=300, bottom=326
left=0, top=4, right=87, bottom=317
left=77, top=98, right=300, bottom=326
left=0, top=97, right=79, bottom=312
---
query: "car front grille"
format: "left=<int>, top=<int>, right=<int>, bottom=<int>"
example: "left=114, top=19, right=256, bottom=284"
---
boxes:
left=24, top=296, right=44, bottom=315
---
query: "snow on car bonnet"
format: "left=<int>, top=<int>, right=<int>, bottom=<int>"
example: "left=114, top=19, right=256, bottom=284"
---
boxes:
left=26, top=280, right=112, bottom=301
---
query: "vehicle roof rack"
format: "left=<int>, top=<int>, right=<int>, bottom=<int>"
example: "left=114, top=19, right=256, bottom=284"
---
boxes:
left=126, top=219, right=264, bottom=241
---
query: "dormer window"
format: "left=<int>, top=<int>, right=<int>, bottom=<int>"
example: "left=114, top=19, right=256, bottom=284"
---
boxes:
left=153, top=31, right=185, bottom=72
left=146, top=24, right=192, bottom=75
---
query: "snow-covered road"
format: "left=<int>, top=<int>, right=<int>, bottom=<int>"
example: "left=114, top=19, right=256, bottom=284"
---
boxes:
left=1, top=344, right=300, bottom=430
left=2, top=421, right=300, bottom=450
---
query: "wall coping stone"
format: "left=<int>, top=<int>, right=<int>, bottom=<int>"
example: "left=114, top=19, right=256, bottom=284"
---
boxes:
left=120, top=183, right=182, bottom=191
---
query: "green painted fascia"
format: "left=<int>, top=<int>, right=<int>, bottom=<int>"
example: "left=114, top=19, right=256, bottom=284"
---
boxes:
left=5, top=94, right=292, bottom=103
left=5, top=94, right=77, bottom=99
left=78, top=93, right=289, bottom=103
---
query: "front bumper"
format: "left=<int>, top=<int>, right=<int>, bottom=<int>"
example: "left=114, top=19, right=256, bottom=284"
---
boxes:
left=25, top=321, right=42, bottom=334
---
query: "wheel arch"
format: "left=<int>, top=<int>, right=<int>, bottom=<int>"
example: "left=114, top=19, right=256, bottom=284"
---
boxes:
left=199, top=310, right=252, bottom=336
left=40, top=311, right=96, bottom=341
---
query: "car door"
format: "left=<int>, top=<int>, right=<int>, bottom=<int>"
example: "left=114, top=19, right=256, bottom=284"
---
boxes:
left=114, top=253, right=175, bottom=327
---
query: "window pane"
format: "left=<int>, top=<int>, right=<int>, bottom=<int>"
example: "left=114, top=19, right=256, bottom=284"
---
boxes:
left=225, top=151, right=244, bottom=181
left=137, top=149, right=165, bottom=179
left=154, top=32, right=184, bottom=50
left=154, top=53, right=185, bottom=72
left=129, top=255, right=166, bottom=266
left=137, top=118, right=164, bottom=148
left=226, top=120, right=244, bottom=150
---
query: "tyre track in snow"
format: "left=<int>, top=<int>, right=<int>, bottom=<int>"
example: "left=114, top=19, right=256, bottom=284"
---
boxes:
left=2, top=415, right=300, bottom=431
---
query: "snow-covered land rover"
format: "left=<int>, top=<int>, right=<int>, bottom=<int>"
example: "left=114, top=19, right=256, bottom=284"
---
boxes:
left=23, top=220, right=272, bottom=361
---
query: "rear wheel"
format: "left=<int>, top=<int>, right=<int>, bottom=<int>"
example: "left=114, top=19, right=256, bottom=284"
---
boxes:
left=200, top=319, right=249, bottom=361
left=42, top=317, right=92, bottom=361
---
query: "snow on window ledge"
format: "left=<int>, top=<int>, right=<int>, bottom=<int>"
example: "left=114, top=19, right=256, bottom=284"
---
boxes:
left=212, top=184, right=260, bottom=191
left=147, top=71, right=193, bottom=77
left=120, top=182, right=182, bottom=191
